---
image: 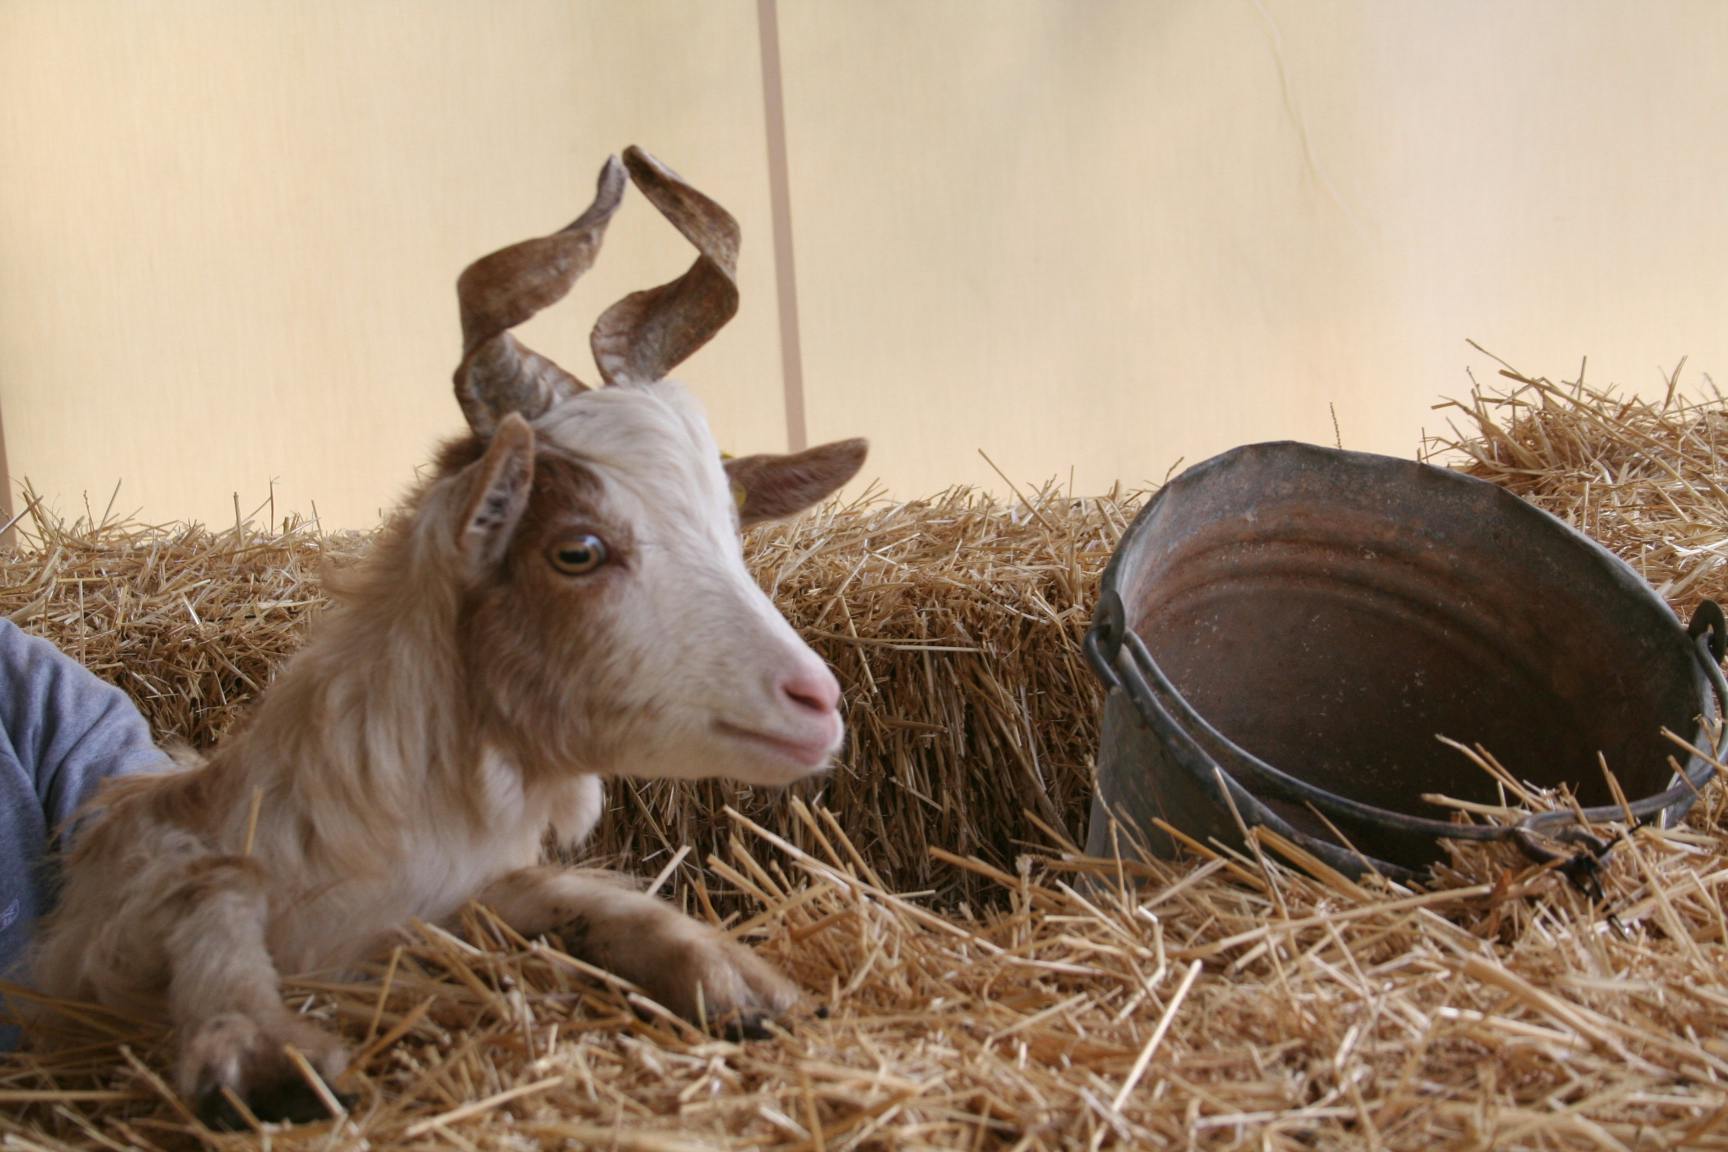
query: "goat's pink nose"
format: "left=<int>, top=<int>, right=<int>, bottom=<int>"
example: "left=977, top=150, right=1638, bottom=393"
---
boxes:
left=780, top=664, right=841, bottom=714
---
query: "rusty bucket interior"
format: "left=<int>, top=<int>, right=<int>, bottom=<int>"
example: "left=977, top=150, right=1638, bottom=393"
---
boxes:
left=1085, top=441, right=1724, bottom=878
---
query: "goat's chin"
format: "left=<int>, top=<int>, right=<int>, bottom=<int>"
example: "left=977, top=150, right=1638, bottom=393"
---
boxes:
left=715, top=720, right=837, bottom=773
left=612, top=723, right=839, bottom=787
left=723, top=751, right=836, bottom=788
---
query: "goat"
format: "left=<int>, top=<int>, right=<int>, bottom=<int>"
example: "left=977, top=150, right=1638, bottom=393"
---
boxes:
left=31, top=147, right=867, bottom=1127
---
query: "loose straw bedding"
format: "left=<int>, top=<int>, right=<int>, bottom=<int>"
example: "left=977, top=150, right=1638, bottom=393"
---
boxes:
left=3, top=354, right=1728, bottom=1149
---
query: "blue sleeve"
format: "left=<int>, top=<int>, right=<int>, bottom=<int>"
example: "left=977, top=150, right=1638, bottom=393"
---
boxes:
left=0, top=618, right=167, bottom=1038
left=0, top=617, right=166, bottom=843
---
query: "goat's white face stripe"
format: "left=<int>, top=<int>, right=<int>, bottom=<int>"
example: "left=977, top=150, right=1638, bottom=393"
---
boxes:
left=530, top=381, right=842, bottom=785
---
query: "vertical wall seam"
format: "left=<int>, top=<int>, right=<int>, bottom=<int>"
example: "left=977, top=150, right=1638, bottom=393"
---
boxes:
left=756, top=0, right=808, bottom=452
left=0, top=384, right=13, bottom=549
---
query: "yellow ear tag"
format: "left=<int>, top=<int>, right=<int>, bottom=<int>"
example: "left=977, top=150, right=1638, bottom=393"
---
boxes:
left=720, top=450, right=747, bottom=511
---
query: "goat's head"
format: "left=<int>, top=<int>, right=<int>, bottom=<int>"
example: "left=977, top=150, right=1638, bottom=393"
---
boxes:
left=437, top=148, right=865, bottom=788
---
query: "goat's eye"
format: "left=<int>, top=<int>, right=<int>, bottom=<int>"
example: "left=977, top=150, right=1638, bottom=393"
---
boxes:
left=549, top=535, right=609, bottom=576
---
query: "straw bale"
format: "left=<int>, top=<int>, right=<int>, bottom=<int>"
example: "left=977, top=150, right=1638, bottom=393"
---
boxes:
left=0, top=484, right=1137, bottom=904
left=7, top=351, right=1728, bottom=1148
left=1425, top=345, right=1728, bottom=619
left=0, top=491, right=366, bottom=746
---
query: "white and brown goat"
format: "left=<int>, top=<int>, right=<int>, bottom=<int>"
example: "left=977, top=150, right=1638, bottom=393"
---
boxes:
left=32, top=147, right=866, bottom=1126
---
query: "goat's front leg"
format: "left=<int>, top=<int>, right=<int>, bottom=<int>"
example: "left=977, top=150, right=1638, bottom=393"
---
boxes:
left=163, top=858, right=350, bottom=1129
left=478, top=866, right=799, bottom=1036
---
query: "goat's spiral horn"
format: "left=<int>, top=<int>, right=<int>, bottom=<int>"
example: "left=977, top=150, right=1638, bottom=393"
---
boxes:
left=590, top=146, right=741, bottom=387
left=453, top=155, right=627, bottom=436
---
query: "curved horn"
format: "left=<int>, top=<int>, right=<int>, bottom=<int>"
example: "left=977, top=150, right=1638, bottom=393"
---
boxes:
left=453, top=155, right=627, bottom=436
left=590, top=146, right=740, bottom=387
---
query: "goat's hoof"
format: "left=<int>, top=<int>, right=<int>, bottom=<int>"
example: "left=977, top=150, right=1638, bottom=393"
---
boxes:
left=663, top=930, right=801, bottom=1039
left=180, top=1012, right=351, bottom=1130
left=196, top=1080, right=358, bottom=1131
left=722, top=996, right=833, bottom=1039
left=720, top=1011, right=779, bottom=1042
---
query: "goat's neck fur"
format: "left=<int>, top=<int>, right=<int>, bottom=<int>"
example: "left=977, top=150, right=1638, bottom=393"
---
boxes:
left=238, top=527, right=459, bottom=815
left=196, top=472, right=587, bottom=964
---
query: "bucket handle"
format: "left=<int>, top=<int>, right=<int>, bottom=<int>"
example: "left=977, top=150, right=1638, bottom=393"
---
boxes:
left=1088, top=590, right=1415, bottom=878
left=1087, top=590, right=1728, bottom=880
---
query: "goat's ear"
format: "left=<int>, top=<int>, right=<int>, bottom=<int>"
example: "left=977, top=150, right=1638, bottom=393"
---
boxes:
left=458, top=413, right=536, bottom=568
left=725, top=438, right=868, bottom=527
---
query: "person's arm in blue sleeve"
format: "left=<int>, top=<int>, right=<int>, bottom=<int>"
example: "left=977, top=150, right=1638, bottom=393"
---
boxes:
left=0, top=617, right=168, bottom=1042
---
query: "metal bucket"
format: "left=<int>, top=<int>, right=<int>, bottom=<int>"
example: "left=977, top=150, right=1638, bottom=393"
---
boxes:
left=1084, top=441, right=1727, bottom=881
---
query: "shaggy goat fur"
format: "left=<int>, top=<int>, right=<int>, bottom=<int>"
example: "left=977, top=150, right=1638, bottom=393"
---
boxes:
left=31, top=148, right=867, bottom=1127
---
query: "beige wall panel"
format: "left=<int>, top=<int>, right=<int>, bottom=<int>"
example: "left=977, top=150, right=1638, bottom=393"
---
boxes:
left=0, top=0, right=783, bottom=529
left=6, top=1, right=1728, bottom=524
left=778, top=1, right=1728, bottom=495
